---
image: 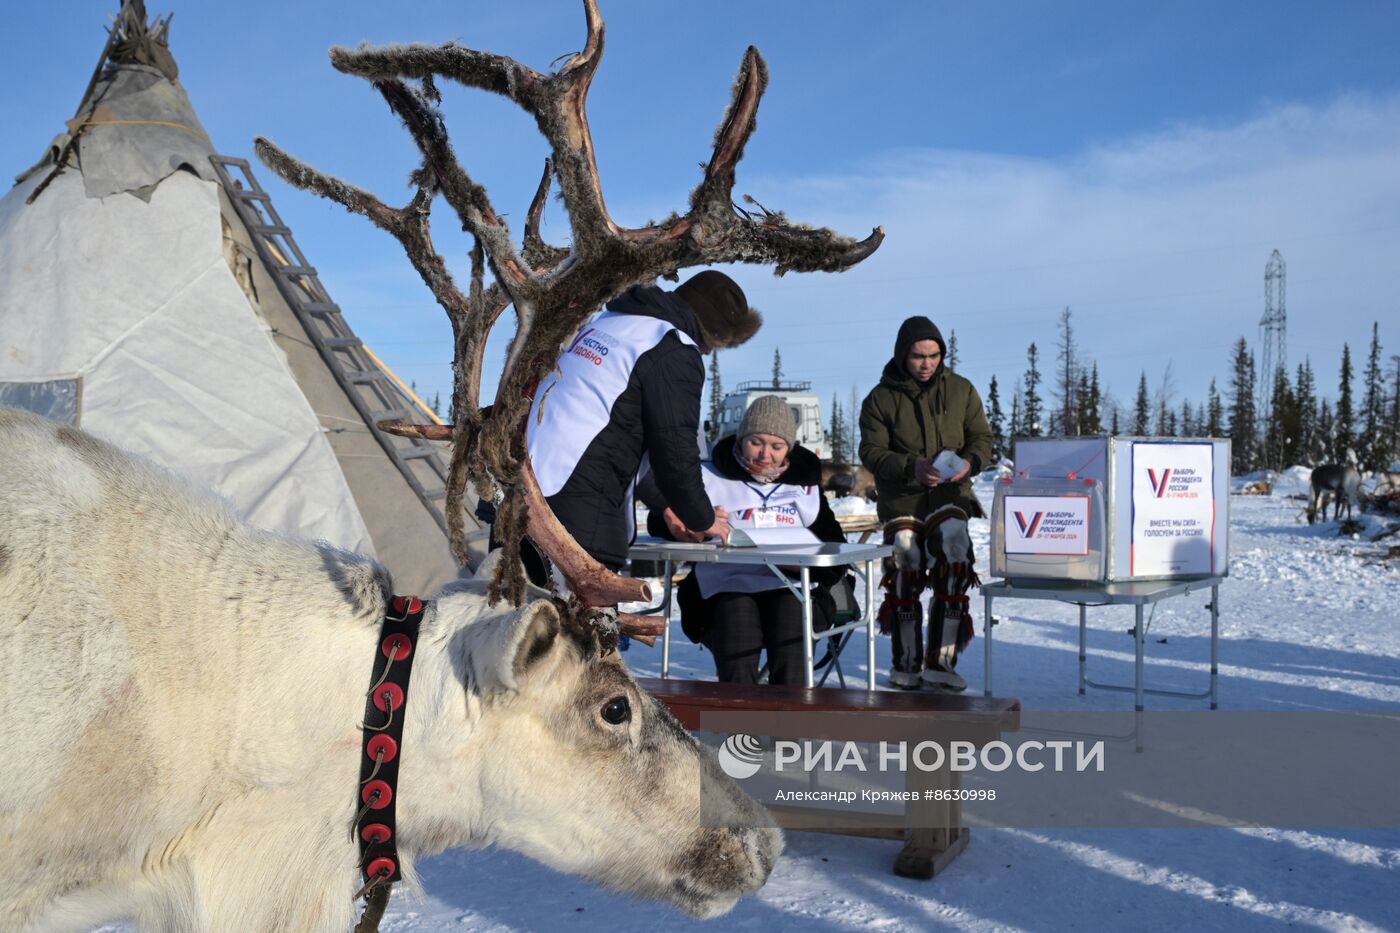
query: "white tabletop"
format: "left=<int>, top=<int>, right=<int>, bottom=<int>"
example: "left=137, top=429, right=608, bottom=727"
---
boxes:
left=628, top=535, right=891, bottom=567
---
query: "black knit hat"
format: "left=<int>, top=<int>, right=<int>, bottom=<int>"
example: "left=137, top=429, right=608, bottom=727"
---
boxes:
left=674, top=271, right=762, bottom=349
left=894, top=315, right=945, bottom=363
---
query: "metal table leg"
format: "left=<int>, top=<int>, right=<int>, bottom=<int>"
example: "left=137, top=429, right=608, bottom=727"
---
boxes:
left=866, top=558, right=878, bottom=695
left=1078, top=603, right=1087, bottom=695
left=660, top=558, right=674, bottom=680
left=1134, top=604, right=1145, bottom=713
left=1210, top=584, right=1219, bottom=710
left=982, top=590, right=994, bottom=698
left=801, top=566, right=814, bottom=688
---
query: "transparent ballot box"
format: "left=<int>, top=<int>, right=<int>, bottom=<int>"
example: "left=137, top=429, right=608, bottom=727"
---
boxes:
left=995, top=436, right=1231, bottom=583
left=991, top=475, right=1106, bottom=583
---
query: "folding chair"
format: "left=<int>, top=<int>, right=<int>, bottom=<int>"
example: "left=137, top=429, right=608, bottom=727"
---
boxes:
left=815, top=574, right=860, bottom=687
left=755, top=574, right=861, bottom=687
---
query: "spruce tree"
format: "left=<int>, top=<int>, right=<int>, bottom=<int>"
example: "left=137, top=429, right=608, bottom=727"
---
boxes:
left=1335, top=343, right=1354, bottom=462
left=987, top=375, right=1006, bottom=461
left=1390, top=355, right=1400, bottom=470
left=1075, top=369, right=1092, bottom=436
left=1082, top=364, right=1103, bottom=434
left=1227, top=337, right=1257, bottom=474
left=707, top=351, right=724, bottom=441
left=1093, top=366, right=1103, bottom=423
left=1361, top=323, right=1385, bottom=470
left=1110, top=406, right=1121, bottom=435
left=1009, top=379, right=1023, bottom=441
left=1022, top=344, right=1043, bottom=437
left=771, top=348, right=783, bottom=388
left=1206, top=379, right=1224, bottom=437
left=1268, top=366, right=1296, bottom=469
left=829, top=394, right=847, bottom=464
left=1180, top=398, right=1194, bottom=437
left=1055, top=306, right=1078, bottom=435
left=1294, top=359, right=1317, bottom=466
left=946, top=330, right=959, bottom=371
left=1133, top=372, right=1151, bottom=435
left=1316, top=398, right=1335, bottom=463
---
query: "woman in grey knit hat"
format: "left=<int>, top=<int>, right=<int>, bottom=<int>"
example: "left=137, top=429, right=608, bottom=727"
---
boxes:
left=649, top=395, right=851, bottom=685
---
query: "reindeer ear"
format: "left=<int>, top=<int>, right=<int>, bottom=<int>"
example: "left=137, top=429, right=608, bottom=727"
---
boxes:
left=507, top=599, right=562, bottom=687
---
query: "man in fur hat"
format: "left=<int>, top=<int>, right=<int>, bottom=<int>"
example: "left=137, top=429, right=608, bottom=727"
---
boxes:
left=860, top=315, right=992, bottom=691
left=526, top=270, right=761, bottom=574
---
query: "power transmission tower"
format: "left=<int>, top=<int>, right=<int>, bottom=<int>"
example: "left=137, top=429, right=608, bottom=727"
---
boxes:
left=1258, top=250, right=1287, bottom=462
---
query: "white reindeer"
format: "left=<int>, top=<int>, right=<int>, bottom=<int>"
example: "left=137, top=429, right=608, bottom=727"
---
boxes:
left=0, top=409, right=780, bottom=932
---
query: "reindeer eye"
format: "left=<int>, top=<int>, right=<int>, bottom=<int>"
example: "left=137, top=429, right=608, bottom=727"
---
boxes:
left=601, top=696, right=631, bottom=725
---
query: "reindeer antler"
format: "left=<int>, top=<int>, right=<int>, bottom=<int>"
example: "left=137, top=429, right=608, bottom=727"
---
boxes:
left=255, top=0, right=883, bottom=622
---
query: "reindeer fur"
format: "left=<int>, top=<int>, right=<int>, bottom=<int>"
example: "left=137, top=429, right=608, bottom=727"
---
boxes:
left=0, top=409, right=778, bottom=932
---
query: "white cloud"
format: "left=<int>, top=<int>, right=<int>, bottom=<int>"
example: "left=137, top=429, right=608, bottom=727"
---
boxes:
left=707, top=93, right=1400, bottom=412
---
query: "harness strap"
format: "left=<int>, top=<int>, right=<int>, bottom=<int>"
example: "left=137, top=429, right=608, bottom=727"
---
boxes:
left=354, top=594, right=425, bottom=929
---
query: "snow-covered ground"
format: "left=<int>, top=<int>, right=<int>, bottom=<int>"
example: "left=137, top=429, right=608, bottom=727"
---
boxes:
left=358, top=475, right=1400, bottom=933
left=103, top=475, right=1400, bottom=932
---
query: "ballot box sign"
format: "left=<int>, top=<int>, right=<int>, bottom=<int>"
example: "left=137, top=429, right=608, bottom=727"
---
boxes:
left=1130, top=441, right=1216, bottom=576
left=1003, top=495, right=1091, bottom=556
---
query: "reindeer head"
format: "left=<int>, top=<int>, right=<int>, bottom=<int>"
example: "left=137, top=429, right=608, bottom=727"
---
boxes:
left=255, top=0, right=882, bottom=620
left=406, top=558, right=780, bottom=917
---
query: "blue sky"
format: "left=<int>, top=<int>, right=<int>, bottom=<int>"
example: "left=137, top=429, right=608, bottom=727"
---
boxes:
left=4, top=1, right=1399, bottom=425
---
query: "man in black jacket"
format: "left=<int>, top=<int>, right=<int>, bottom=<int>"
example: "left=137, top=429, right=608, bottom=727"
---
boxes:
left=526, top=270, right=761, bottom=573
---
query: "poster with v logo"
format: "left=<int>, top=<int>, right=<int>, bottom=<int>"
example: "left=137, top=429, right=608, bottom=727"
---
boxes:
left=1003, top=495, right=1091, bottom=556
left=1130, top=441, right=1216, bottom=576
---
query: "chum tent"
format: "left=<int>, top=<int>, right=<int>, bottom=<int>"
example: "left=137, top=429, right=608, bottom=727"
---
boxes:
left=0, top=1, right=482, bottom=594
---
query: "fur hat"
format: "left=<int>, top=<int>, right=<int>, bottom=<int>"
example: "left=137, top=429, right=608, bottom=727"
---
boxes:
left=674, top=271, right=762, bottom=349
left=738, top=395, right=797, bottom=446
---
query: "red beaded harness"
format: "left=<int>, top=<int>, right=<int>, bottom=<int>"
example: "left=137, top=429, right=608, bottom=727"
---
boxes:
left=352, top=594, right=425, bottom=928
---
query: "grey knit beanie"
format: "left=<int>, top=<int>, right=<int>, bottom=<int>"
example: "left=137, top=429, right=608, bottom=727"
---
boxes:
left=739, top=395, right=797, bottom=446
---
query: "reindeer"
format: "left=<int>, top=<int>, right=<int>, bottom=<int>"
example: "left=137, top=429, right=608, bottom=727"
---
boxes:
left=3, top=3, right=883, bottom=929
left=821, top=463, right=877, bottom=501
left=0, top=408, right=779, bottom=931
left=1308, top=463, right=1363, bottom=524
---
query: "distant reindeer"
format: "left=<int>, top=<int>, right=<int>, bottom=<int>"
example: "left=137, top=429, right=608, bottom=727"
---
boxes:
left=1376, top=471, right=1400, bottom=497
left=821, top=463, right=877, bottom=500
left=1308, top=464, right=1362, bottom=524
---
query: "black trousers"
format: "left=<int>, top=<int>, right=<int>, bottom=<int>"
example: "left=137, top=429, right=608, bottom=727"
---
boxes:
left=705, top=589, right=815, bottom=686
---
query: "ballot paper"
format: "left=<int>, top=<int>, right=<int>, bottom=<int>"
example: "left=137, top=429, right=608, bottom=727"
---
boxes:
left=933, top=449, right=967, bottom=480
left=724, top=526, right=822, bottom=548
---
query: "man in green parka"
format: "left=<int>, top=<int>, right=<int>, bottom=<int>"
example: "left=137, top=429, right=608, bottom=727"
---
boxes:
left=860, top=315, right=992, bottom=690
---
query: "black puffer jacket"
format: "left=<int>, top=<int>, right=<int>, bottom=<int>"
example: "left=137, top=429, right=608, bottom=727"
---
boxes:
left=544, top=286, right=716, bottom=569
left=648, top=436, right=849, bottom=643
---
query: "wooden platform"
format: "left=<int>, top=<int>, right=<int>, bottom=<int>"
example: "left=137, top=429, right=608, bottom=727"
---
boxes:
left=836, top=514, right=882, bottom=543
left=639, top=678, right=1020, bottom=879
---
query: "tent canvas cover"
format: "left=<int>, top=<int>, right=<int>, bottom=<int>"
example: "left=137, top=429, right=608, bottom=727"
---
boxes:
left=0, top=2, right=481, bottom=595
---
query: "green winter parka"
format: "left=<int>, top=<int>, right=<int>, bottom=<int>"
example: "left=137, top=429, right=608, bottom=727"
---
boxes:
left=859, top=358, right=993, bottom=523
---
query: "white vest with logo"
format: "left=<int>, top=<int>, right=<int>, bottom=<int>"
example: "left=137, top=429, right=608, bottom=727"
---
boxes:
left=693, top=463, right=823, bottom=599
left=527, top=310, right=696, bottom=498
